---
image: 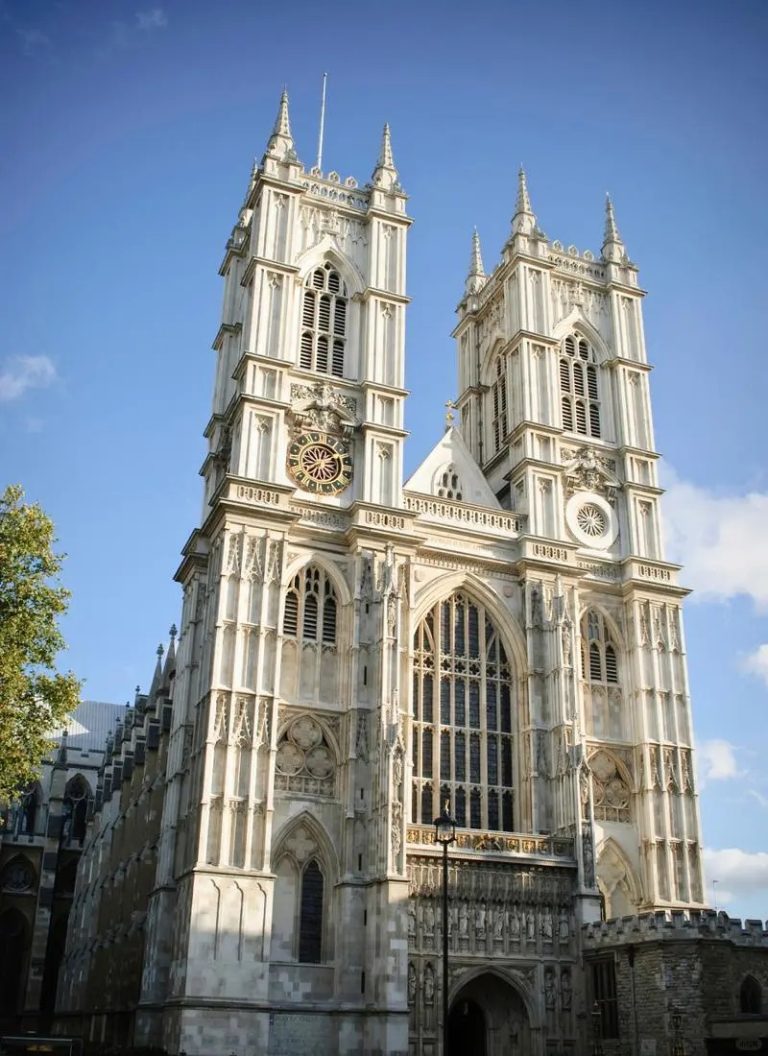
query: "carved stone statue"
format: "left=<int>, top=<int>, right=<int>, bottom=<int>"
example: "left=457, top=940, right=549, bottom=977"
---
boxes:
left=541, top=906, right=553, bottom=941
left=407, top=962, right=417, bottom=1006
left=561, top=967, right=572, bottom=1011
left=508, top=904, right=521, bottom=939
left=526, top=908, right=536, bottom=942
left=544, top=967, right=556, bottom=1010
left=459, top=901, right=469, bottom=938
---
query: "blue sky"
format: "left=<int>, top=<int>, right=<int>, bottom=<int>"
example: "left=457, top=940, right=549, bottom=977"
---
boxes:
left=1, top=0, right=766, bottom=918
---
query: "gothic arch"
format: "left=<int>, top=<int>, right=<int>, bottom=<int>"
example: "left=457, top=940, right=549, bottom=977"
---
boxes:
left=552, top=311, right=611, bottom=365
left=295, top=238, right=365, bottom=297
left=282, top=553, right=352, bottom=608
left=596, top=837, right=641, bottom=918
left=578, top=601, right=626, bottom=654
left=447, top=964, right=540, bottom=1030
left=271, top=809, right=340, bottom=880
left=411, top=572, right=527, bottom=676
left=478, top=336, right=508, bottom=387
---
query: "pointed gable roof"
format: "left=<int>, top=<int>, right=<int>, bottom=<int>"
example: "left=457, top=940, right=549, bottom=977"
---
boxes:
left=405, top=428, right=500, bottom=509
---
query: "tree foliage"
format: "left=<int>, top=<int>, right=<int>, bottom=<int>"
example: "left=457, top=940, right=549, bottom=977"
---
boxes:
left=0, top=484, right=80, bottom=802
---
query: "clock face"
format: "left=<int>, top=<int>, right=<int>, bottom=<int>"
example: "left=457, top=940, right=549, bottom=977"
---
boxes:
left=287, top=432, right=353, bottom=495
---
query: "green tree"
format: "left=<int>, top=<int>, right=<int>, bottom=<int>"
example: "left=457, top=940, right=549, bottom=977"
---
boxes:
left=0, top=484, right=80, bottom=802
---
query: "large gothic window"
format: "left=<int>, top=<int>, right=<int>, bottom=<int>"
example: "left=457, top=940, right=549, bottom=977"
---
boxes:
left=283, top=566, right=337, bottom=645
left=560, top=334, right=601, bottom=438
left=299, top=263, right=347, bottom=378
left=412, top=593, right=515, bottom=832
left=580, top=610, right=624, bottom=740
left=491, top=354, right=508, bottom=453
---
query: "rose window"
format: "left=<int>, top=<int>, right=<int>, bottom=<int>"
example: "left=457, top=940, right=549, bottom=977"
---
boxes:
left=576, top=503, right=606, bottom=538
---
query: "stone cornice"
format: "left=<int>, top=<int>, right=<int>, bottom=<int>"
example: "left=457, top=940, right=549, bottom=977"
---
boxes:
left=359, top=287, right=411, bottom=306
left=211, top=322, right=241, bottom=352
left=240, top=255, right=299, bottom=287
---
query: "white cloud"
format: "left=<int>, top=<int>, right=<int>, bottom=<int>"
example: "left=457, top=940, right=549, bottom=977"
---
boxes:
left=0, top=355, right=57, bottom=401
left=662, top=467, right=768, bottom=610
left=703, top=847, right=768, bottom=911
left=697, top=739, right=740, bottom=786
left=743, top=643, right=768, bottom=687
left=136, top=8, right=168, bottom=30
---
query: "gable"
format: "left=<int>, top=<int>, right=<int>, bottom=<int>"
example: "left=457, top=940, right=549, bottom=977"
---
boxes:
left=404, top=428, right=500, bottom=509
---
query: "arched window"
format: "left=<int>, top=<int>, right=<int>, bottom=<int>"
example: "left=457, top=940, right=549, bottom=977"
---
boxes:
left=436, top=464, right=463, bottom=501
left=581, top=611, right=619, bottom=685
left=412, top=593, right=515, bottom=832
left=63, top=775, right=89, bottom=844
left=740, top=975, right=762, bottom=1014
left=298, top=858, right=324, bottom=963
left=491, top=355, right=508, bottom=453
left=560, top=334, right=601, bottom=438
left=299, top=263, right=347, bottom=378
left=282, top=566, right=338, bottom=645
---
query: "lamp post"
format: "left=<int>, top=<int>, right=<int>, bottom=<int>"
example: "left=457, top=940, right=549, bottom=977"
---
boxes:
left=591, top=1000, right=604, bottom=1056
left=434, top=802, right=456, bottom=1056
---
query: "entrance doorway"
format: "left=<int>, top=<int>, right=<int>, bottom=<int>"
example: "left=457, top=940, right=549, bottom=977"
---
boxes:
left=448, top=997, right=486, bottom=1056
left=448, top=971, right=531, bottom=1056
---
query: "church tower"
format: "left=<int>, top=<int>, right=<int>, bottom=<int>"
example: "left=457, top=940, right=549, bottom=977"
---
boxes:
left=451, top=169, right=705, bottom=916
left=136, top=93, right=413, bottom=1056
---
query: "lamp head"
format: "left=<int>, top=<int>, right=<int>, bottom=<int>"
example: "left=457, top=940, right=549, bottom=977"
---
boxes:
left=433, top=801, right=456, bottom=845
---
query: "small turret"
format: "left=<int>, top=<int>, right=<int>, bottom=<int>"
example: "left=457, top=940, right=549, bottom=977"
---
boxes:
left=601, top=193, right=626, bottom=263
left=465, top=228, right=487, bottom=296
left=371, top=123, right=398, bottom=191
left=264, top=88, right=297, bottom=162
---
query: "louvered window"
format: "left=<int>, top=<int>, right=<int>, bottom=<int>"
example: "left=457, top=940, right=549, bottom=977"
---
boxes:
left=299, top=263, right=347, bottom=377
left=491, top=355, right=508, bottom=454
left=581, top=610, right=620, bottom=685
left=412, top=593, right=516, bottom=832
left=282, top=566, right=338, bottom=645
left=560, top=334, right=601, bottom=438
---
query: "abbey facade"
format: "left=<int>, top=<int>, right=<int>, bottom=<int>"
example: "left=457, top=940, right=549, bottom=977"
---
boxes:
left=55, top=93, right=767, bottom=1056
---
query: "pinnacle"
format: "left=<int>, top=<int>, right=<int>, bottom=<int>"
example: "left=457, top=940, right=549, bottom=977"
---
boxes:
left=273, top=87, right=292, bottom=139
left=265, top=86, right=296, bottom=161
left=372, top=122, right=399, bottom=190
left=378, top=123, right=395, bottom=170
left=603, top=192, right=623, bottom=246
left=515, top=166, right=534, bottom=217
left=465, top=227, right=487, bottom=295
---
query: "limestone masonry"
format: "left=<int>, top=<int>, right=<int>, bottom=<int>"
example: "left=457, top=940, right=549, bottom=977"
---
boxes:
left=35, top=92, right=767, bottom=1054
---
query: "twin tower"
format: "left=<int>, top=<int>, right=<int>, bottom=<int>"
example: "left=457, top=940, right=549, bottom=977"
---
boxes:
left=58, top=90, right=705, bottom=1056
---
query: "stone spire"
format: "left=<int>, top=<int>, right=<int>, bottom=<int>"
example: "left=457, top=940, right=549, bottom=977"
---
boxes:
left=148, top=642, right=164, bottom=697
left=465, top=228, right=487, bottom=295
left=602, top=193, right=626, bottom=262
left=265, top=88, right=296, bottom=161
left=371, top=123, right=398, bottom=190
left=511, top=166, right=536, bottom=237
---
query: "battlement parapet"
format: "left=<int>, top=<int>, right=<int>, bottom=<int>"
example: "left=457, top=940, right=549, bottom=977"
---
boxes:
left=582, top=909, right=768, bottom=948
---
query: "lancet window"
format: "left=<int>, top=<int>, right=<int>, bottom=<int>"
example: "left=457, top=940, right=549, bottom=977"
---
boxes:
left=491, top=354, right=508, bottom=453
left=411, top=592, right=515, bottom=832
left=283, top=566, right=338, bottom=645
left=298, top=859, right=324, bottom=963
left=299, top=263, right=346, bottom=378
left=560, top=334, right=601, bottom=438
left=581, top=610, right=619, bottom=685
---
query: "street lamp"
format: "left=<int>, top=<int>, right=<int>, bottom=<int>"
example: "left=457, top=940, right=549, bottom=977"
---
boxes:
left=591, top=1000, right=604, bottom=1056
left=434, top=802, right=456, bottom=1056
